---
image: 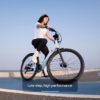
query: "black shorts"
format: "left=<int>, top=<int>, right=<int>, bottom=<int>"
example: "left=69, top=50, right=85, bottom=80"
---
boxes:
left=32, top=38, right=49, bottom=58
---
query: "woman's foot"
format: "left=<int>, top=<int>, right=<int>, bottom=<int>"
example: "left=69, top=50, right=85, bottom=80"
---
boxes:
left=32, top=51, right=39, bottom=63
left=32, top=56, right=37, bottom=63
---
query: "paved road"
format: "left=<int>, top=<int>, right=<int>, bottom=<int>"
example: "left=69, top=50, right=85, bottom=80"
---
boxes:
left=0, top=77, right=100, bottom=95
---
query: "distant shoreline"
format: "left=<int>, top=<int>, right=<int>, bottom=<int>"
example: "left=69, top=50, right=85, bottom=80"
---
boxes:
left=0, top=68, right=100, bottom=72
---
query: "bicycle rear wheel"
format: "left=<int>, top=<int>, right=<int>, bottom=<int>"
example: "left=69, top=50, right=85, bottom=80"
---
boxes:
left=47, top=48, right=85, bottom=84
left=20, top=53, right=37, bottom=80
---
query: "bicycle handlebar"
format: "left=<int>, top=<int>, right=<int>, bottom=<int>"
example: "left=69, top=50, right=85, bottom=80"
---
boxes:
left=48, top=27, right=62, bottom=43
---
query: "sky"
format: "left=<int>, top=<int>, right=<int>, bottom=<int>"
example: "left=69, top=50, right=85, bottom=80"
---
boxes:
left=0, top=0, right=100, bottom=71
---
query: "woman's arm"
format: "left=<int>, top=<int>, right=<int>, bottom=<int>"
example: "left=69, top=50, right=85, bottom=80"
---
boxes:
left=36, top=22, right=51, bottom=29
left=36, top=23, right=46, bottom=28
left=46, top=33, right=55, bottom=41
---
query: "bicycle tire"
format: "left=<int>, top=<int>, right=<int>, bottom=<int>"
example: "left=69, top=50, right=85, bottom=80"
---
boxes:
left=20, top=53, right=37, bottom=81
left=47, top=48, right=85, bottom=84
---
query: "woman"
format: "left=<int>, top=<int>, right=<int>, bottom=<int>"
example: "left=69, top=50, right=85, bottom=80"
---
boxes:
left=32, top=14, right=54, bottom=64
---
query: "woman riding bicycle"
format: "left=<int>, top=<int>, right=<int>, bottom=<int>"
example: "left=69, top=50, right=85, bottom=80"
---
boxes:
left=21, top=14, right=84, bottom=83
left=32, top=14, right=54, bottom=64
left=26, top=14, right=58, bottom=77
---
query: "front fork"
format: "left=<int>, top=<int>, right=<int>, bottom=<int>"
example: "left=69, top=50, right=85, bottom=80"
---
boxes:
left=57, top=48, right=67, bottom=67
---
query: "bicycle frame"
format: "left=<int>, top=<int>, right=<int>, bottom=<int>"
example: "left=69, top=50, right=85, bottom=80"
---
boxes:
left=39, top=39, right=61, bottom=70
left=21, top=27, right=85, bottom=83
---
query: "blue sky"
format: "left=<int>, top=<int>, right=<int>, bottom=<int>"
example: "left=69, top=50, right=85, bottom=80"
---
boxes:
left=0, top=0, right=100, bottom=70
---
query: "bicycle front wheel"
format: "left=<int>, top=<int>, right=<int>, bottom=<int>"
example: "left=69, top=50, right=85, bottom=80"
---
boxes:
left=47, top=48, right=85, bottom=84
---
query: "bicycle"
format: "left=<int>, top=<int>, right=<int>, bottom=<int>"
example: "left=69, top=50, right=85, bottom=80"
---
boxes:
left=20, top=28, right=85, bottom=84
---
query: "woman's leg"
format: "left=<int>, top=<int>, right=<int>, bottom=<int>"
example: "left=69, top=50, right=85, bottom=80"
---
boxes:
left=36, top=39, right=49, bottom=77
left=32, top=39, right=40, bottom=63
left=36, top=39, right=49, bottom=58
left=32, top=39, right=49, bottom=77
left=32, top=38, right=49, bottom=63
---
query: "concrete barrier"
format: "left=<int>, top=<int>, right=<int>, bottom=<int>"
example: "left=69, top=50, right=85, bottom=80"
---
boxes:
left=0, top=89, right=100, bottom=100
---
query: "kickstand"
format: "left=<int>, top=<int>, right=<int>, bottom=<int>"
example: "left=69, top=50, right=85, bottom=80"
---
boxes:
left=42, top=70, right=48, bottom=77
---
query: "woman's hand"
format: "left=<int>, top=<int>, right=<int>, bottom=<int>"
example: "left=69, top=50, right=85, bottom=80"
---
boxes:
left=46, top=33, right=55, bottom=42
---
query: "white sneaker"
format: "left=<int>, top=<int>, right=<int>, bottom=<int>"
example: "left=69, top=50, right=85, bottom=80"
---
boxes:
left=32, top=51, right=39, bottom=63
left=32, top=55, right=37, bottom=63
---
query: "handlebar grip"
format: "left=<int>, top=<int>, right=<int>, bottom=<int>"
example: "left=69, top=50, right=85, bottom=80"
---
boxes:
left=49, top=28, right=55, bottom=32
left=53, top=34, right=59, bottom=40
left=46, top=27, right=56, bottom=32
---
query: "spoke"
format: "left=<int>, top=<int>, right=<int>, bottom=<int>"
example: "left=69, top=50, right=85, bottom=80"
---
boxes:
left=21, top=55, right=36, bottom=79
left=49, top=51, right=81, bottom=80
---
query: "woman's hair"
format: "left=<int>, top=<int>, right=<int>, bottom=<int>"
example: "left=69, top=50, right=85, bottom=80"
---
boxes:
left=38, top=14, right=49, bottom=25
